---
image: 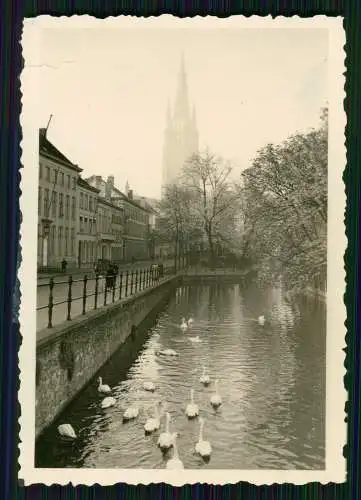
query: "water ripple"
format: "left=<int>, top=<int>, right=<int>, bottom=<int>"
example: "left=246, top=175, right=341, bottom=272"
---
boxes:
left=36, top=283, right=326, bottom=470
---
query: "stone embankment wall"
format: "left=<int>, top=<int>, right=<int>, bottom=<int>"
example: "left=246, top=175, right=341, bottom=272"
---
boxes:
left=36, top=277, right=178, bottom=438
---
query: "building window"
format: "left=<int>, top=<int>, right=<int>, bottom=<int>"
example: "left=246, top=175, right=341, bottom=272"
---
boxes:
left=44, top=188, right=49, bottom=217
left=59, top=193, right=64, bottom=217
left=71, top=196, right=76, bottom=220
left=73, top=176, right=77, bottom=190
left=45, top=166, right=50, bottom=181
left=53, top=169, right=58, bottom=184
left=65, top=195, right=70, bottom=219
left=80, top=192, right=84, bottom=209
left=60, top=172, right=64, bottom=186
left=80, top=216, right=84, bottom=233
left=51, top=226, right=56, bottom=256
left=67, top=174, right=71, bottom=189
left=65, top=227, right=69, bottom=255
left=85, top=194, right=88, bottom=211
left=39, top=163, right=43, bottom=179
left=71, top=228, right=75, bottom=254
left=89, top=196, right=93, bottom=212
left=58, top=226, right=63, bottom=256
left=38, top=187, right=42, bottom=216
left=51, top=191, right=57, bottom=218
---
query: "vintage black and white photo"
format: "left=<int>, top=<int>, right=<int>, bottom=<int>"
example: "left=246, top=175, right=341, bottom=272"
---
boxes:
left=19, top=15, right=346, bottom=486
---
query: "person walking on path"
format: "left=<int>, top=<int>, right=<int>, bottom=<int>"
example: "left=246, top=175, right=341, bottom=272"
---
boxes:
left=61, top=258, right=67, bottom=273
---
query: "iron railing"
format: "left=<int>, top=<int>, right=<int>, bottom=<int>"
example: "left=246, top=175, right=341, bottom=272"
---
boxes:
left=36, top=264, right=177, bottom=330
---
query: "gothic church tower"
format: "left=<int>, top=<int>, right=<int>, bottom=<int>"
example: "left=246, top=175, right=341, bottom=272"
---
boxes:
left=162, top=55, right=199, bottom=190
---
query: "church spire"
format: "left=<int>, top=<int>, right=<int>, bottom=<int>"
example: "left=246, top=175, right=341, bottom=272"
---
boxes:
left=174, top=53, right=190, bottom=120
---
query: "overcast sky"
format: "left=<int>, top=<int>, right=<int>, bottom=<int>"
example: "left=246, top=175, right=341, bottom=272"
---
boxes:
left=25, top=18, right=328, bottom=199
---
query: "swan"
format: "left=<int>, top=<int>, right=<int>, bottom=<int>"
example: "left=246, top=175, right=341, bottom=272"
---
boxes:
left=123, top=396, right=140, bottom=422
left=180, top=317, right=188, bottom=331
left=200, top=366, right=211, bottom=386
left=58, top=423, right=77, bottom=439
left=158, top=411, right=173, bottom=450
left=189, top=336, right=202, bottom=343
left=187, top=316, right=194, bottom=326
left=166, top=433, right=184, bottom=469
left=144, top=402, right=161, bottom=434
left=101, top=396, right=116, bottom=409
left=185, top=388, right=199, bottom=419
left=156, top=348, right=178, bottom=357
left=143, top=381, right=155, bottom=392
left=97, top=377, right=111, bottom=394
left=258, top=315, right=265, bottom=326
left=195, top=417, right=212, bottom=458
left=210, top=379, right=222, bottom=409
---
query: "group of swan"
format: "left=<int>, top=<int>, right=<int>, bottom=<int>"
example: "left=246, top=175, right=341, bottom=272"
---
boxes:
left=180, top=316, right=194, bottom=331
left=56, top=314, right=230, bottom=467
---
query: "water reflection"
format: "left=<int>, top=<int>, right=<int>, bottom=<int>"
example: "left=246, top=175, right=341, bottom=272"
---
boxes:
left=36, top=283, right=325, bottom=470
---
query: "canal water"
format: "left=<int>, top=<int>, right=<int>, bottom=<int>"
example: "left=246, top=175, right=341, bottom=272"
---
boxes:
left=36, top=281, right=326, bottom=470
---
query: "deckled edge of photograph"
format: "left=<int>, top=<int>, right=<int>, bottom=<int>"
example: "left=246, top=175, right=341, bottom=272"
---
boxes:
left=18, top=14, right=347, bottom=486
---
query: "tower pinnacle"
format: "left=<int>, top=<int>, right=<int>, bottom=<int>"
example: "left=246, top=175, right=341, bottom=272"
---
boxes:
left=162, top=55, right=199, bottom=190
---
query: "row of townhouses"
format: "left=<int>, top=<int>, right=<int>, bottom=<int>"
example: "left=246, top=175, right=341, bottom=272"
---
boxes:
left=37, top=128, right=158, bottom=270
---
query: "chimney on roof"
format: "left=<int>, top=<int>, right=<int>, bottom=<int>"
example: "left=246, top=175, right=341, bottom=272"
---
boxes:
left=105, top=175, right=114, bottom=201
left=95, top=176, right=102, bottom=191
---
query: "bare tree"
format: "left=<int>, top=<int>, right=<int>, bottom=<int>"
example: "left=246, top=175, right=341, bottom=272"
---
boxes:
left=156, top=184, right=195, bottom=271
left=182, top=149, right=241, bottom=264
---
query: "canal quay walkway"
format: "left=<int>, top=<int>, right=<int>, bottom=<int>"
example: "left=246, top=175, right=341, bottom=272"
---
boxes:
left=37, top=260, right=176, bottom=335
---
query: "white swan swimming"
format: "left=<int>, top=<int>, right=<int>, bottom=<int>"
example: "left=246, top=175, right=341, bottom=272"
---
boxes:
left=156, top=348, right=178, bottom=357
left=58, top=423, right=77, bottom=439
left=143, top=381, right=156, bottom=392
left=210, top=379, right=222, bottom=409
left=180, top=317, right=188, bottom=331
left=123, top=395, right=140, bottom=422
left=97, top=377, right=111, bottom=394
left=185, top=388, right=199, bottom=419
left=166, top=433, right=184, bottom=469
left=200, top=366, right=211, bottom=386
left=189, top=336, right=202, bottom=343
left=144, top=402, right=161, bottom=433
left=101, top=396, right=116, bottom=409
left=187, top=317, right=194, bottom=326
left=158, top=411, right=173, bottom=450
left=195, top=417, right=212, bottom=458
left=258, top=315, right=265, bottom=326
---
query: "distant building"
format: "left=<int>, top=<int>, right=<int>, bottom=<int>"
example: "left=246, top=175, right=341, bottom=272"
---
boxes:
left=38, top=128, right=81, bottom=269
left=76, top=178, right=99, bottom=267
left=86, top=175, right=149, bottom=261
left=162, top=55, right=199, bottom=190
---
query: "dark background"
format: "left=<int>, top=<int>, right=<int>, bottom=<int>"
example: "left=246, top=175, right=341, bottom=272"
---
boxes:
left=0, top=0, right=359, bottom=499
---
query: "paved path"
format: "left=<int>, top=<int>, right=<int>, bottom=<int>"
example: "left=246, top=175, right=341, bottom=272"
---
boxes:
left=37, top=262, right=176, bottom=332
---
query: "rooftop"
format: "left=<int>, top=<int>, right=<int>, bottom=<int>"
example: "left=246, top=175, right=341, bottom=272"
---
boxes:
left=39, top=129, right=82, bottom=172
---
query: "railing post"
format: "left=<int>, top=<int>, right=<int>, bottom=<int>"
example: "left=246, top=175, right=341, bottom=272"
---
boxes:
left=112, top=272, right=116, bottom=303
left=140, top=269, right=144, bottom=290
left=119, top=272, right=123, bottom=300
left=82, top=274, right=88, bottom=315
left=143, top=268, right=146, bottom=289
left=104, top=276, right=108, bottom=306
left=67, top=275, right=73, bottom=321
left=47, top=277, right=54, bottom=328
left=125, top=270, right=129, bottom=297
left=135, top=269, right=139, bottom=292
left=94, top=272, right=99, bottom=310
left=130, top=271, right=134, bottom=295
